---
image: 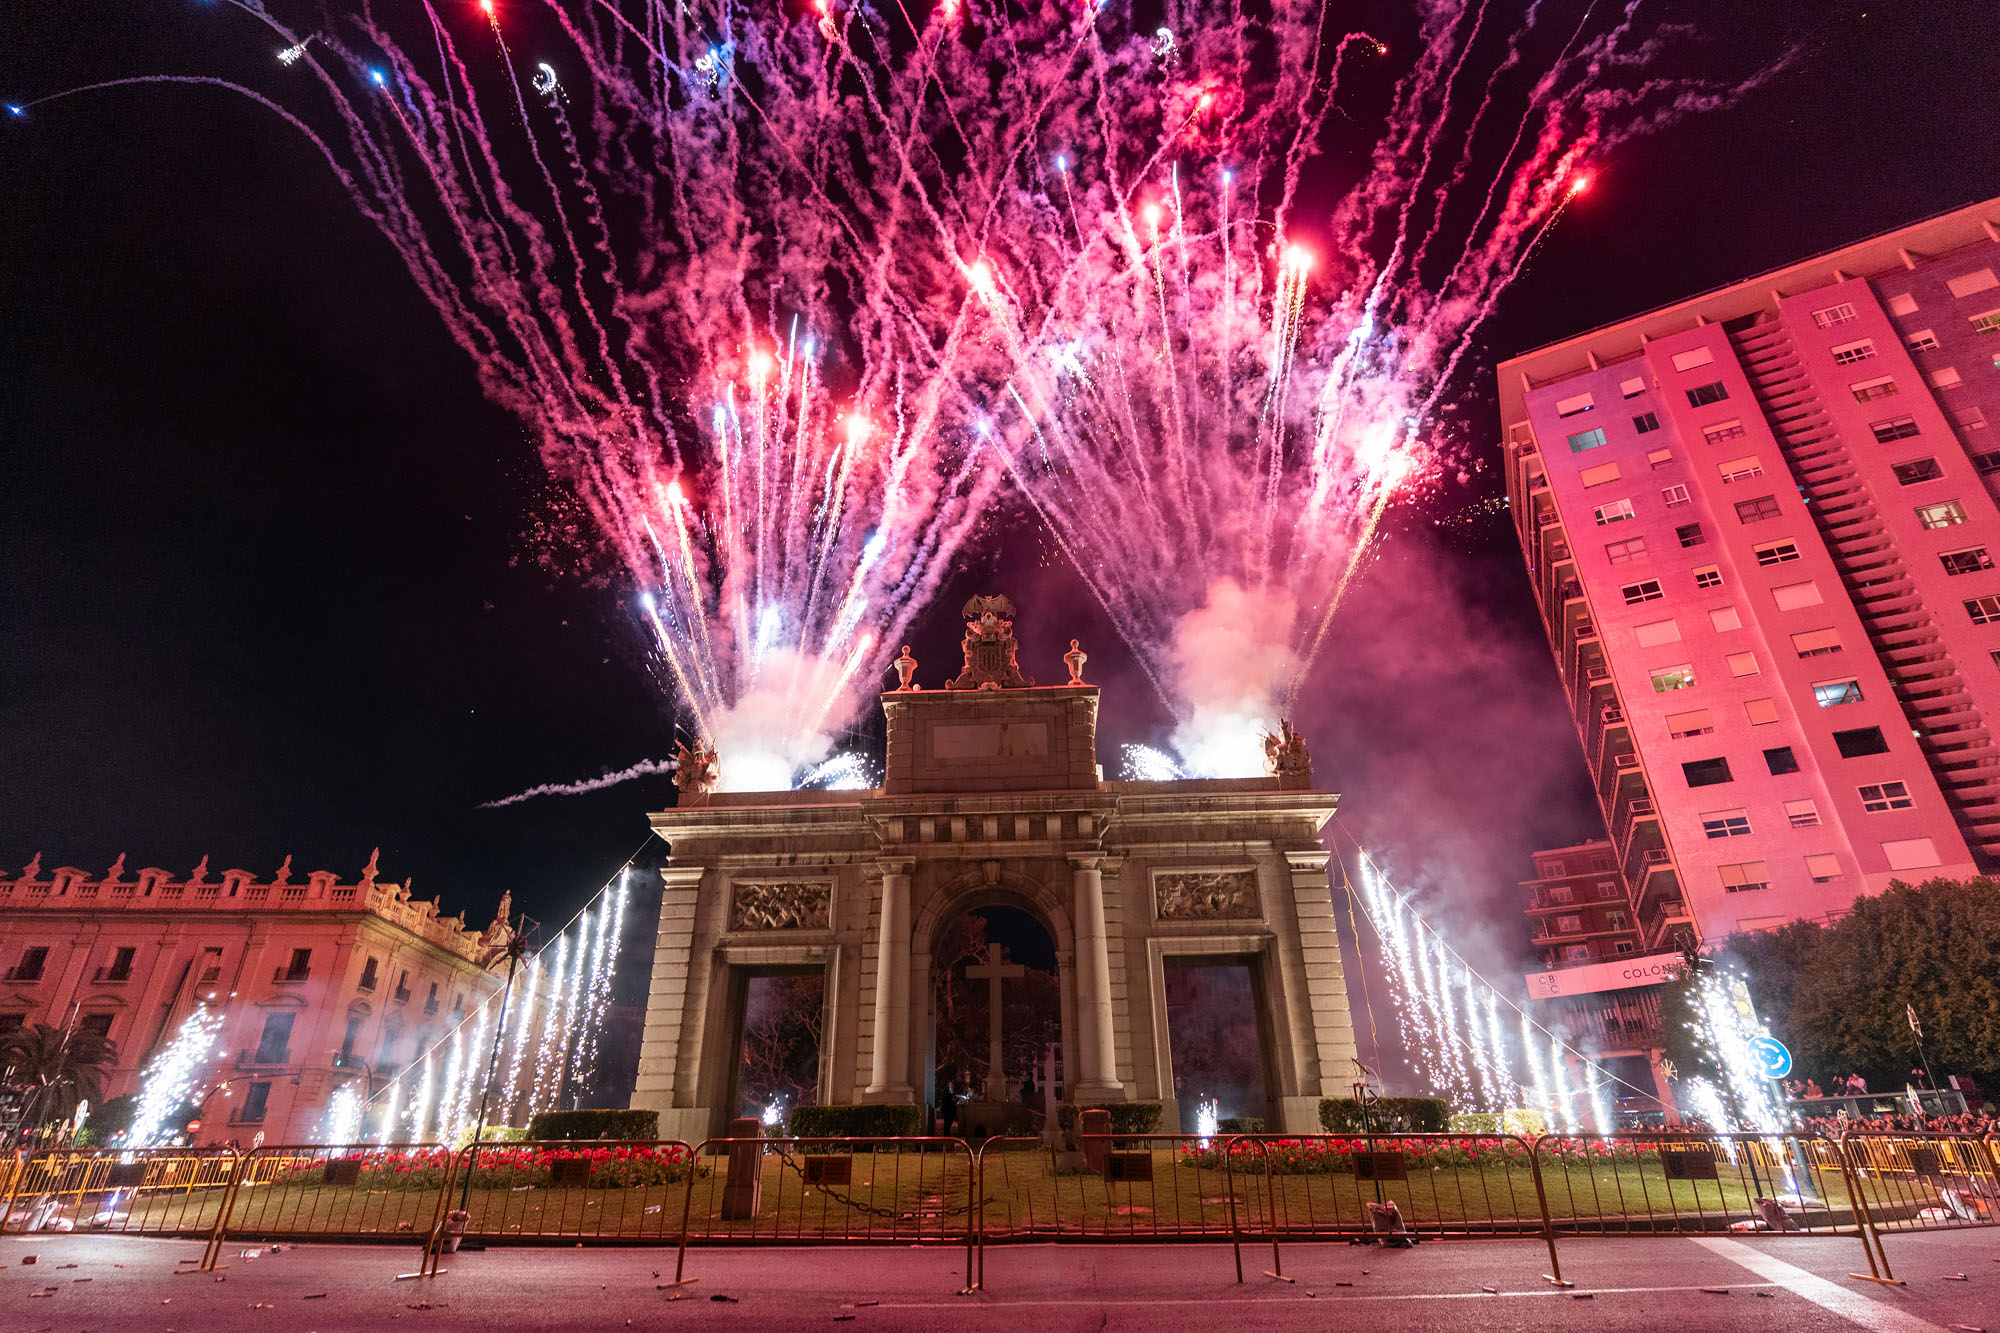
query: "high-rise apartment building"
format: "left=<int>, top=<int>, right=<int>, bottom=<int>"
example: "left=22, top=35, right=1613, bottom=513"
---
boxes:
left=1501, top=198, right=2000, bottom=948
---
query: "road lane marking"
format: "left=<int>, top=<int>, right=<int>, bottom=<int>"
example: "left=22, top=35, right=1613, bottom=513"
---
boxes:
left=1692, top=1237, right=1946, bottom=1333
left=875, top=1281, right=1784, bottom=1308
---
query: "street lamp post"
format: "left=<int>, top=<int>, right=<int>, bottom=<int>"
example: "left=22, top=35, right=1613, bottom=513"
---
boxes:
left=460, top=913, right=536, bottom=1211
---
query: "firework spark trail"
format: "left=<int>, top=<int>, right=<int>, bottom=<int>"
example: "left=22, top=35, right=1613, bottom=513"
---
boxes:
left=480, top=757, right=679, bottom=807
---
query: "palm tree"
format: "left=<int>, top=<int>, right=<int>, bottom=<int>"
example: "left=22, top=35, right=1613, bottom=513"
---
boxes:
left=1, top=1023, right=119, bottom=1132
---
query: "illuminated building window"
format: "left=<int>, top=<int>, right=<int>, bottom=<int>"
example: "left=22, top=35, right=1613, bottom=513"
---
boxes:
left=1893, top=458, right=1943, bottom=485
left=1813, top=679, right=1864, bottom=707
left=1651, top=663, right=1696, bottom=693
left=1568, top=427, right=1609, bottom=453
left=1810, top=303, right=1857, bottom=328
left=1941, top=548, right=1993, bottom=576
left=1593, top=498, right=1636, bottom=525
left=1964, top=595, right=2000, bottom=625
left=1914, top=500, right=1967, bottom=529
left=1830, top=339, right=1875, bottom=366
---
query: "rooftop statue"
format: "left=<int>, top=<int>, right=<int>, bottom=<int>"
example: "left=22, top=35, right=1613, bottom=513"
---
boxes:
left=674, top=737, right=719, bottom=804
left=948, top=594, right=1034, bottom=690
left=1263, top=718, right=1314, bottom=790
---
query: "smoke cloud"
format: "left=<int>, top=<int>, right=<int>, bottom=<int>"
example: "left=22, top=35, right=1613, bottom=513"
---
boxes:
left=1165, top=578, right=1301, bottom=779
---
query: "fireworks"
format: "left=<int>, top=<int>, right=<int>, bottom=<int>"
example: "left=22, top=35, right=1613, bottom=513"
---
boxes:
left=127, top=1003, right=223, bottom=1149
left=320, top=1082, right=364, bottom=1145
left=14, top=2, right=1784, bottom=788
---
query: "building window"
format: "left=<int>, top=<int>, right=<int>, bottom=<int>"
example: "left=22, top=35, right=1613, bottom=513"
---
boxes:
left=1563, top=945, right=1591, bottom=962
left=1893, top=458, right=1943, bottom=485
left=1651, top=663, right=1696, bottom=693
left=1676, top=523, right=1706, bottom=548
left=1545, top=859, right=1566, bottom=876
left=1661, top=483, right=1691, bottom=506
left=1702, top=419, right=1747, bottom=444
left=1606, top=911, right=1628, bottom=930
left=254, top=1012, right=295, bottom=1065
left=1956, top=406, right=1990, bottom=432
left=1593, top=498, right=1636, bottom=525
left=1671, top=347, right=1716, bottom=372
left=1971, top=310, right=2000, bottom=336
left=1634, top=412, right=1661, bottom=434
left=1930, top=366, right=1964, bottom=388
left=1603, top=537, right=1647, bottom=564
left=1647, top=447, right=1674, bottom=468
left=1620, top=376, right=1647, bottom=398
left=1764, top=746, right=1801, bottom=775
left=1755, top=540, right=1802, bottom=566
left=1791, top=628, right=1843, bottom=658
left=1833, top=726, right=1890, bottom=758
left=1971, top=451, right=2000, bottom=475
left=1859, top=780, right=1914, bottom=812
left=1810, top=303, right=1857, bottom=328
left=425, top=982, right=440, bottom=1015
left=1785, top=798, right=1821, bottom=828
left=1634, top=617, right=1681, bottom=647
left=1718, top=456, right=1764, bottom=483
left=1882, top=837, right=1943, bottom=870
left=1694, top=565, right=1724, bottom=589
left=1941, top=548, right=1993, bottom=576
left=358, top=957, right=380, bottom=992
left=1686, top=381, right=1730, bottom=407
left=1621, top=579, right=1664, bottom=605
left=1948, top=269, right=2000, bottom=298
left=1701, top=809, right=1752, bottom=838
left=1555, top=392, right=1597, bottom=418
left=79, top=1013, right=115, bottom=1038
left=1579, top=462, right=1622, bottom=488
left=340, top=1016, right=364, bottom=1059
left=281, top=947, right=311, bottom=982
left=1719, top=862, right=1771, bottom=893
left=1805, top=854, right=1844, bottom=883
left=1666, top=708, right=1713, bottom=738
left=1727, top=651, right=1761, bottom=676
left=1745, top=697, right=1780, bottom=725
left=198, top=946, right=223, bottom=984
left=1850, top=376, right=1900, bottom=403
left=104, top=946, right=136, bottom=982
left=1556, top=915, right=1584, bottom=934
left=1683, top=756, right=1733, bottom=787
left=1615, top=941, right=1636, bottom=955
left=1906, top=328, right=1940, bottom=353
left=1813, top=679, right=1864, bottom=707
left=1966, top=596, right=2000, bottom=625
left=240, top=1081, right=272, bottom=1124
left=1772, top=580, right=1824, bottom=610
left=1734, top=494, right=1782, bottom=523
left=1550, top=884, right=1574, bottom=902
left=1709, top=605, right=1742, bottom=632
left=1889, top=293, right=1920, bottom=316
left=1830, top=339, right=1875, bottom=366
left=6, top=947, right=48, bottom=982
left=1568, top=427, right=1609, bottom=453
left=394, top=970, right=412, bottom=1004
left=1872, top=415, right=1921, bottom=443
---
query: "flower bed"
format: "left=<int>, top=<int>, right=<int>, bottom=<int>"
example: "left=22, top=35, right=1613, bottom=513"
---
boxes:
left=285, top=1144, right=704, bottom=1191
left=1177, top=1135, right=1640, bottom=1174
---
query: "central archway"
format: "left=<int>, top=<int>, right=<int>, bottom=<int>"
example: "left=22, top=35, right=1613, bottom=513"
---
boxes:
left=913, top=870, right=1075, bottom=1135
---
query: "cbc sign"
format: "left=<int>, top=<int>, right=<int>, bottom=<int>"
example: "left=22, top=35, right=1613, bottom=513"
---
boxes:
left=1524, top=952, right=1681, bottom=999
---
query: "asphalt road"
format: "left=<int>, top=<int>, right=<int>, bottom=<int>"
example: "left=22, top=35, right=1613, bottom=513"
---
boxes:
left=4, top=1229, right=1994, bottom=1331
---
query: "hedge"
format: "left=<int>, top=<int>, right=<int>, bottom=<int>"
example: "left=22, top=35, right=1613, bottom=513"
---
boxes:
left=1060, top=1101, right=1165, bottom=1135
left=787, top=1104, right=924, bottom=1138
left=525, top=1108, right=661, bottom=1141
left=1217, top=1116, right=1264, bottom=1134
left=1318, top=1097, right=1449, bottom=1133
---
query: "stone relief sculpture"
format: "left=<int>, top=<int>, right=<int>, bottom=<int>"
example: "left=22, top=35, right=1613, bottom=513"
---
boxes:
left=674, top=737, right=719, bottom=804
left=1155, top=869, right=1262, bottom=920
left=729, top=880, right=832, bottom=931
left=948, top=594, right=1033, bottom=690
left=1263, top=719, right=1313, bottom=790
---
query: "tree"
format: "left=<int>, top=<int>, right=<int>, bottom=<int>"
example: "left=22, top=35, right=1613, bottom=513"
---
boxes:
left=739, top=975, right=823, bottom=1116
left=1787, top=879, right=2000, bottom=1085
left=1, top=1023, right=119, bottom=1129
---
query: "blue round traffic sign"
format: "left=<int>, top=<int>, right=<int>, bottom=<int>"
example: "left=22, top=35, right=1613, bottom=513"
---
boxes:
left=1748, top=1035, right=1792, bottom=1080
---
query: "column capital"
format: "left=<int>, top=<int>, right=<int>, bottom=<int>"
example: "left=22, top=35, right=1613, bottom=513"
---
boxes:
left=660, top=866, right=707, bottom=890
left=1284, top=850, right=1331, bottom=874
left=1067, top=853, right=1105, bottom=873
left=875, top=858, right=916, bottom=879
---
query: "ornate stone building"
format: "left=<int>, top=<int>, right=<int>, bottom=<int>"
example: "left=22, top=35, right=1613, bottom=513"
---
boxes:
left=633, top=601, right=1358, bottom=1138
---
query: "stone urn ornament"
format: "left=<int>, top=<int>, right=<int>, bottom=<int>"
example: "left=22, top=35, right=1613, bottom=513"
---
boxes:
left=892, top=644, right=920, bottom=692
left=1062, top=638, right=1087, bottom=685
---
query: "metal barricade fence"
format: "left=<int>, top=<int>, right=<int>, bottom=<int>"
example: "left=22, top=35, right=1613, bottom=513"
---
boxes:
left=0, top=1145, right=240, bottom=1239
left=219, top=1144, right=459, bottom=1249
left=1531, top=1133, right=1857, bottom=1237
left=1832, top=1134, right=2000, bottom=1234
left=441, top=1138, right=702, bottom=1245
left=672, top=1136, right=978, bottom=1291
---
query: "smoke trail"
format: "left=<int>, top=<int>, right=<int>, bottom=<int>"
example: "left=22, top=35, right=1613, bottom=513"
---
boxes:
left=480, top=759, right=679, bottom=808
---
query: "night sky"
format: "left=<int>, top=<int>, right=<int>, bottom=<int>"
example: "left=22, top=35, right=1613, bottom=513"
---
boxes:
left=3, top=2, right=1996, bottom=974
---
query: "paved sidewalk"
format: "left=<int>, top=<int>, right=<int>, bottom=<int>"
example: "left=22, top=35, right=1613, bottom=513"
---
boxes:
left=4, top=1230, right=1993, bottom=1331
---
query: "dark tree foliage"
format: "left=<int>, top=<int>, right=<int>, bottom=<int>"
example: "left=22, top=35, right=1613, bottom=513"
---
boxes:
left=1710, top=878, right=2000, bottom=1087
left=932, top=915, right=1060, bottom=1096
left=0, top=1023, right=118, bottom=1126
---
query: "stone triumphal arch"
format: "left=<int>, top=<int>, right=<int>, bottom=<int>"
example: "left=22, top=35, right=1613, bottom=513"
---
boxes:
left=631, top=598, right=1358, bottom=1138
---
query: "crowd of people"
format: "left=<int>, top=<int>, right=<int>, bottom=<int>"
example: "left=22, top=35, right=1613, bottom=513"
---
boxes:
left=1782, top=1073, right=1872, bottom=1098
left=1794, top=1110, right=1999, bottom=1138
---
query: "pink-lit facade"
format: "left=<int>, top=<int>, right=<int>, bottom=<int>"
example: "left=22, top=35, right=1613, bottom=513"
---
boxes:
left=1502, top=198, right=2000, bottom=947
left=0, top=853, right=507, bottom=1144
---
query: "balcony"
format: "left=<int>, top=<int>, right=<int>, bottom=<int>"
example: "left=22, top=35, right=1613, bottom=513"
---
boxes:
left=3, top=967, right=46, bottom=983
left=393, top=986, right=413, bottom=1005
left=423, top=998, right=440, bottom=1016
left=273, top=966, right=311, bottom=984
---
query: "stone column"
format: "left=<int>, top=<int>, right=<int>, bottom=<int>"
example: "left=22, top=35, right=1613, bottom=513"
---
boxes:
left=865, top=860, right=915, bottom=1100
left=1069, top=854, right=1124, bottom=1098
